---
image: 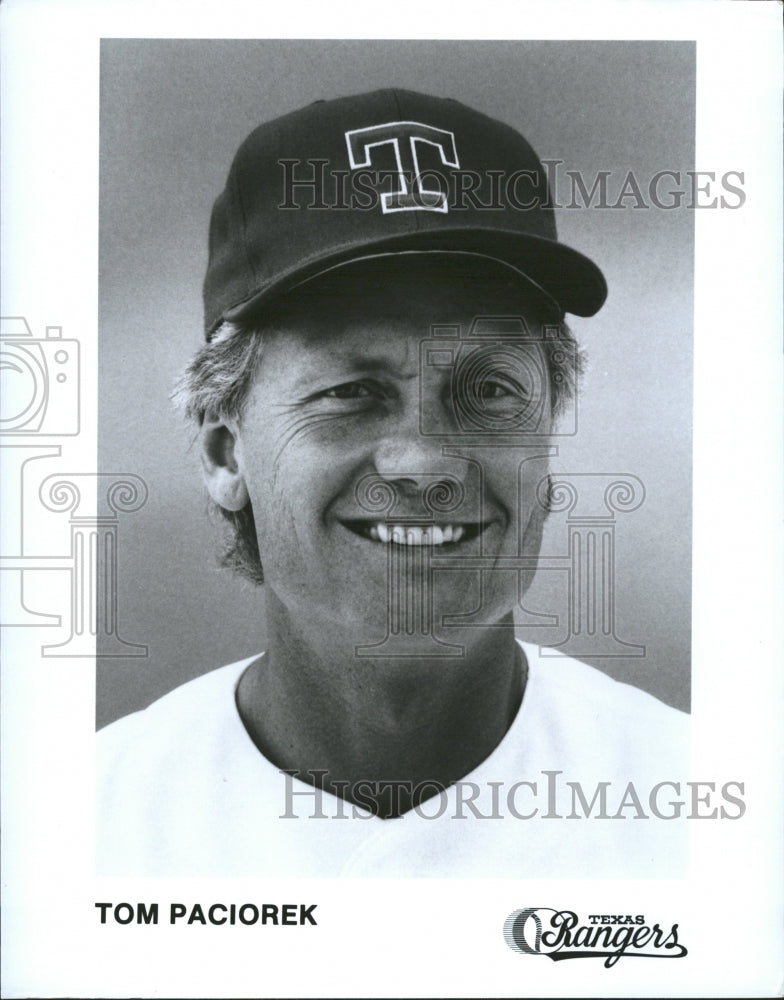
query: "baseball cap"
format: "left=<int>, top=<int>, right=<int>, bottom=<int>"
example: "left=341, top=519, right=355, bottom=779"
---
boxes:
left=203, top=88, right=607, bottom=338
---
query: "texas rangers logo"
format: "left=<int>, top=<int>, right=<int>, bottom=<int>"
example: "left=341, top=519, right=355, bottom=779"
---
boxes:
left=345, top=121, right=459, bottom=214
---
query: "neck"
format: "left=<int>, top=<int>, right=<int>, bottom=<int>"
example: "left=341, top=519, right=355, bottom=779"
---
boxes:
left=236, top=592, right=526, bottom=817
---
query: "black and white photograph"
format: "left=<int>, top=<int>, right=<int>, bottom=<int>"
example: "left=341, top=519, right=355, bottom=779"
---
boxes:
left=1, top=2, right=781, bottom=997
left=96, top=40, right=695, bottom=879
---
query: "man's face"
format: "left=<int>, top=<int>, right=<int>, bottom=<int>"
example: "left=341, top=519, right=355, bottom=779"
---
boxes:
left=227, top=258, right=555, bottom=646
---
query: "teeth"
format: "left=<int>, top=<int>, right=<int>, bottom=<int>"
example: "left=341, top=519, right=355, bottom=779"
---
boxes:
left=364, top=523, right=470, bottom=545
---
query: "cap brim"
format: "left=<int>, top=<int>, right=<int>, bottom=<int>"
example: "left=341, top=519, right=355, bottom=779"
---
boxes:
left=223, top=228, right=607, bottom=325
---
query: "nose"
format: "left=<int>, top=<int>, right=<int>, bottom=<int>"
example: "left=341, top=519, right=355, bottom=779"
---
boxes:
left=371, top=402, right=472, bottom=514
left=374, top=436, right=453, bottom=488
left=373, top=396, right=457, bottom=478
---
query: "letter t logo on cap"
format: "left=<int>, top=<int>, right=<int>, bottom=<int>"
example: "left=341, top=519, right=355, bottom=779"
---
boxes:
left=345, top=121, right=459, bottom=214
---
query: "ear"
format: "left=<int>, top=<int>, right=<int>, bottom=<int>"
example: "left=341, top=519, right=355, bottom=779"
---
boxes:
left=200, top=416, right=250, bottom=512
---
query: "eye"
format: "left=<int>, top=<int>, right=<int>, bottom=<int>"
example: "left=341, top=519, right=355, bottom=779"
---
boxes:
left=476, top=380, right=518, bottom=400
left=321, top=381, right=376, bottom=400
left=469, top=376, right=534, bottom=404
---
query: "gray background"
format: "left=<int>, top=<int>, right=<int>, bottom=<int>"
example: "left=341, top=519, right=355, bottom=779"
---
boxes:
left=98, top=39, right=694, bottom=728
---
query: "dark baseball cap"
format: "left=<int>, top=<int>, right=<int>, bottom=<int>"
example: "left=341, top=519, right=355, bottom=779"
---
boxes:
left=203, top=88, right=607, bottom=338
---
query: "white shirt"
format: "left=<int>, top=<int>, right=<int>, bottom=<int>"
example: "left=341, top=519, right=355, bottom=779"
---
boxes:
left=97, top=642, right=689, bottom=877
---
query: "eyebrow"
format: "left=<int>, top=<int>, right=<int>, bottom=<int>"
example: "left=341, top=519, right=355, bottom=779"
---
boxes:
left=286, top=353, right=423, bottom=392
left=284, top=335, right=546, bottom=395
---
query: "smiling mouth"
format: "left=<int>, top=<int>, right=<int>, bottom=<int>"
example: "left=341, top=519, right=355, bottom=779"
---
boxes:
left=340, top=521, right=487, bottom=546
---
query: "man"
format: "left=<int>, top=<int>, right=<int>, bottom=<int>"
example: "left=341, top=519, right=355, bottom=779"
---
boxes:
left=97, top=89, right=688, bottom=877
